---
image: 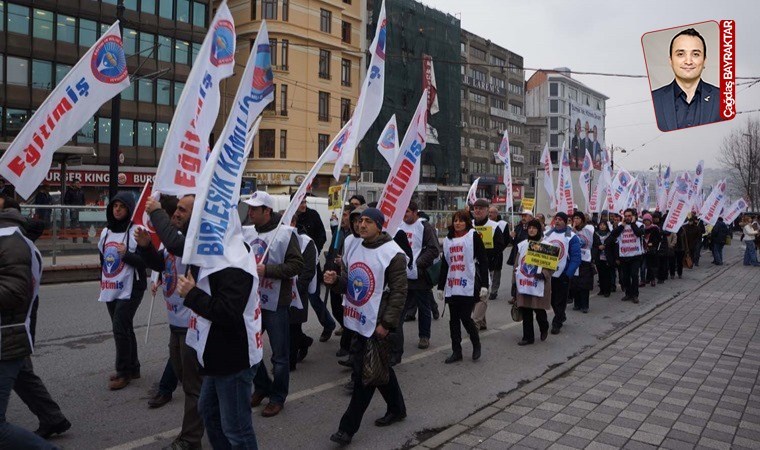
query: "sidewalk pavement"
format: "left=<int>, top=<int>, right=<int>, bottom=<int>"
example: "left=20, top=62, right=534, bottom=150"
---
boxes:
left=420, top=255, right=760, bottom=450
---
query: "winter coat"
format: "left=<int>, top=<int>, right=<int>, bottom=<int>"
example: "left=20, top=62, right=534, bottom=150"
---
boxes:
left=296, top=207, right=327, bottom=253
left=437, top=229, right=490, bottom=305
left=570, top=262, right=595, bottom=291
left=473, top=217, right=509, bottom=270
left=683, top=223, right=702, bottom=253
left=290, top=236, right=317, bottom=325
left=256, top=212, right=305, bottom=307
left=711, top=220, right=730, bottom=244
left=507, top=222, right=530, bottom=266
left=101, top=191, right=147, bottom=292
left=408, top=220, right=442, bottom=290
left=63, top=186, right=85, bottom=205
left=643, top=225, right=661, bottom=255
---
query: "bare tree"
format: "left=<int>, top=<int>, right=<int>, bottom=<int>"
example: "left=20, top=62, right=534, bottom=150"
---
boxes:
left=718, top=118, right=760, bottom=211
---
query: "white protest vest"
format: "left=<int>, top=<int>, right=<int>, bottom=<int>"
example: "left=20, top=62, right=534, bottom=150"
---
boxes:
left=242, top=225, right=295, bottom=312
left=0, top=227, right=42, bottom=357
left=98, top=227, right=137, bottom=302
left=577, top=224, right=595, bottom=263
left=186, top=266, right=263, bottom=368
left=497, top=220, right=508, bottom=233
left=443, top=229, right=477, bottom=298
left=472, top=219, right=499, bottom=250
left=398, top=219, right=424, bottom=279
left=514, top=240, right=545, bottom=297
left=342, top=239, right=405, bottom=338
left=543, top=228, right=574, bottom=278
left=290, top=233, right=317, bottom=310
left=161, top=248, right=191, bottom=328
left=343, top=233, right=361, bottom=261
left=617, top=224, right=644, bottom=257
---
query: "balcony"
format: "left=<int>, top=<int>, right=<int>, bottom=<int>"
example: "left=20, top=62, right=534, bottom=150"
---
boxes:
left=490, top=107, right=526, bottom=124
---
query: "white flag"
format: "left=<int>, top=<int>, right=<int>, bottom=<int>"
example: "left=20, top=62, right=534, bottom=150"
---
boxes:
left=699, top=179, right=727, bottom=226
left=333, top=0, right=387, bottom=179
left=376, top=115, right=399, bottom=168
left=690, top=159, right=705, bottom=210
left=591, top=151, right=612, bottom=214
left=723, top=198, right=748, bottom=223
left=153, top=2, right=236, bottom=197
left=556, top=147, right=574, bottom=215
left=579, top=149, right=593, bottom=212
left=610, top=169, right=634, bottom=213
left=467, top=177, right=480, bottom=206
left=494, top=130, right=513, bottom=212
left=377, top=90, right=429, bottom=235
left=540, top=144, right=555, bottom=211
left=0, top=22, right=130, bottom=199
left=663, top=175, right=693, bottom=233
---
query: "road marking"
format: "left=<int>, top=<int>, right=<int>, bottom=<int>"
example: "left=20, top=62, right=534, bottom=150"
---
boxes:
left=104, top=319, right=521, bottom=449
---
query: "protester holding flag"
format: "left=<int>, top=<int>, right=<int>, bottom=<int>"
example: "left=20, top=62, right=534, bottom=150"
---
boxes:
left=710, top=217, right=730, bottom=266
left=98, top=192, right=147, bottom=390
left=543, top=212, right=581, bottom=335
left=324, top=208, right=408, bottom=446
left=289, top=215, right=318, bottom=371
left=243, top=192, right=304, bottom=418
left=327, top=205, right=356, bottom=353
left=610, top=209, right=644, bottom=304
left=683, top=216, right=703, bottom=267
left=641, top=214, right=661, bottom=287
left=570, top=212, right=597, bottom=314
left=471, top=198, right=508, bottom=330
left=134, top=194, right=204, bottom=449
left=513, top=219, right=554, bottom=345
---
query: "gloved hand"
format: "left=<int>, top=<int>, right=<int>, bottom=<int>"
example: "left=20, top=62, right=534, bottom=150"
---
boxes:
left=435, top=290, right=444, bottom=303
left=479, top=287, right=489, bottom=301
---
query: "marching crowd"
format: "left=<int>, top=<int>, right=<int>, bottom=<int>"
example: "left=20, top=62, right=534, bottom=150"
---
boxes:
left=0, top=190, right=748, bottom=449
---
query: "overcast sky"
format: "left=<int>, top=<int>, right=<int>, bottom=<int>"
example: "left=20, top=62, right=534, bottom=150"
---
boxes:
left=417, top=0, right=760, bottom=172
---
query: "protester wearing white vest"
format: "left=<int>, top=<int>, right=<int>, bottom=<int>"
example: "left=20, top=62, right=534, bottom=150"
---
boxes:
left=98, top=192, right=147, bottom=391
left=514, top=219, right=554, bottom=345
left=0, top=209, right=58, bottom=449
left=543, top=212, right=582, bottom=335
left=135, top=194, right=205, bottom=450
left=437, top=209, right=488, bottom=363
left=609, top=208, right=645, bottom=303
left=471, top=198, right=508, bottom=330
left=324, top=208, right=408, bottom=446
left=570, top=212, right=598, bottom=314
left=244, top=192, right=304, bottom=418
left=488, top=206, right=511, bottom=301
left=289, top=217, right=318, bottom=371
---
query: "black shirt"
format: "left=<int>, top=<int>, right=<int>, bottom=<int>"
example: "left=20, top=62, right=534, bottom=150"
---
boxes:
left=674, top=80, right=706, bottom=129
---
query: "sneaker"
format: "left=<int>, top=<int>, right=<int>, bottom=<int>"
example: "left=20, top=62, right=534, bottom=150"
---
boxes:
left=517, top=339, right=534, bottom=346
left=621, top=295, right=630, bottom=302
left=35, top=418, right=71, bottom=439
left=418, top=337, right=430, bottom=349
left=582, top=308, right=589, bottom=314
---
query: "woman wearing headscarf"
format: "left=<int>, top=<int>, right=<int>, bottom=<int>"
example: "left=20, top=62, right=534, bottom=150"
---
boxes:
left=642, top=213, right=661, bottom=287
left=594, top=219, right=613, bottom=297
left=437, top=210, right=489, bottom=363
left=570, top=211, right=597, bottom=313
left=513, top=219, right=554, bottom=345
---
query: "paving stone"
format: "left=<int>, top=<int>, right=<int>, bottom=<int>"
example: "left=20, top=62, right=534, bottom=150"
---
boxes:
left=452, top=433, right=485, bottom=447
left=490, top=430, right=525, bottom=444
left=528, top=428, right=563, bottom=442
left=659, top=437, right=695, bottom=450
left=697, top=436, right=732, bottom=450
left=566, top=426, right=599, bottom=440
left=666, top=429, right=701, bottom=444
left=556, top=434, right=591, bottom=449
left=585, top=441, right=618, bottom=450
left=552, top=413, right=583, bottom=426
left=603, top=424, right=635, bottom=438
left=637, top=422, right=670, bottom=436
left=517, top=436, right=553, bottom=450
left=593, top=431, right=629, bottom=447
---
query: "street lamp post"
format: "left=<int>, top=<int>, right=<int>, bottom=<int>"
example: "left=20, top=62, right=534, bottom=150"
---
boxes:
left=743, top=133, right=755, bottom=211
left=108, top=0, right=125, bottom=200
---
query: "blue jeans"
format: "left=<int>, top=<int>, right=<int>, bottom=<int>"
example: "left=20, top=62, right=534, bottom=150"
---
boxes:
left=198, top=366, right=258, bottom=450
left=744, top=241, right=760, bottom=266
left=1, top=358, right=58, bottom=449
left=253, top=305, right=290, bottom=405
left=712, top=242, right=725, bottom=265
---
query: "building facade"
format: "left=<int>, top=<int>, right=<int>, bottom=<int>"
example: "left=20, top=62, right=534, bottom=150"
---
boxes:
left=0, top=0, right=210, bottom=202
left=225, top=0, right=364, bottom=195
left=459, top=29, right=526, bottom=210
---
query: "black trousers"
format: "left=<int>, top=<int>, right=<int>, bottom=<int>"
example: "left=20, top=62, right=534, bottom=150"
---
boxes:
left=12, top=357, right=67, bottom=427
left=520, top=308, right=548, bottom=342
left=619, top=256, right=642, bottom=298
left=596, top=262, right=612, bottom=295
left=550, top=276, right=570, bottom=329
left=573, top=289, right=590, bottom=310
left=645, top=253, right=659, bottom=282
left=670, top=251, right=685, bottom=276
left=657, top=254, right=670, bottom=281
left=106, top=289, right=144, bottom=378
left=330, top=290, right=354, bottom=352
left=339, top=335, right=406, bottom=436
left=447, top=299, right=479, bottom=354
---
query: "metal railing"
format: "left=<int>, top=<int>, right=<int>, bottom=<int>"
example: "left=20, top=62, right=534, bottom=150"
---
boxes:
left=20, top=205, right=107, bottom=266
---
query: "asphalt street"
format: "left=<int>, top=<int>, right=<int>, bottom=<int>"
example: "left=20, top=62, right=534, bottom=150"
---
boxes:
left=7, top=246, right=737, bottom=449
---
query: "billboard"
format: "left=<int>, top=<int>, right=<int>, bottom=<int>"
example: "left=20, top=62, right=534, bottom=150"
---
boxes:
left=568, top=100, right=605, bottom=171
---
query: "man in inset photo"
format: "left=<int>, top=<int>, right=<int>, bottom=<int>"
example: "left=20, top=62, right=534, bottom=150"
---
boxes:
left=651, top=28, right=721, bottom=132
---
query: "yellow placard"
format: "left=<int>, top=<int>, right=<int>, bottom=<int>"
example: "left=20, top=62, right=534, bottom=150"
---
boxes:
left=525, top=241, right=560, bottom=270
left=521, top=198, right=535, bottom=212
left=328, top=185, right=343, bottom=211
left=475, top=226, right=494, bottom=249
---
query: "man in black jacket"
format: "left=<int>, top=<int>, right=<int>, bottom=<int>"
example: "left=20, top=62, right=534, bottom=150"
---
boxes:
left=295, top=194, right=327, bottom=253
left=507, top=210, right=533, bottom=302
left=63, top=180, right=85, bottom=242
left=471, top=199, right=508, bottom=329
left=711, top=217, right=729, bottom=265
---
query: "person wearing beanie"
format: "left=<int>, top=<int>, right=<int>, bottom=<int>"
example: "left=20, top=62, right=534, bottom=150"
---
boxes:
left=642, top=213, right=661, bottom=287
left=470, top=198, right=509, bottom=330
left=514, top=219, right=554, bottom=345
left=324, top=208, right=408, bottom=445
left=570, top=212, right=598, bottom=313
left=594, top=220, right=613, bottom=297
left=543, top=212, right=582, bottom=334
left=609, top=208, right=645, bottom=303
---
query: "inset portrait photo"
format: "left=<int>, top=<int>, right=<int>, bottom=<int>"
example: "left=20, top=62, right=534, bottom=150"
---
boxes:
left=642, top=21, right=733, bottom=133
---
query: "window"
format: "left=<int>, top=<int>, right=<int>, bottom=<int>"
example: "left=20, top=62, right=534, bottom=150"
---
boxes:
left=491, top=97, right=505, bottom=110
left=175, top=40, right=190, bottom=64
left=6, top=56, right=28, bottom=85
left=159, top=0, right=173, bottom=19
left=191, top=42, right=201, bottom=64
left=259, top=129, right=275, bottom=158
left=341, top=21, right=351, bottom=43
left=319, top=49, right=331, bottom=79
left=192, top=1, right=206, bottom=27
left=569, top=88, right=578, bottom=101
left=269, top=39, right=278, bottom=68
left=156, top=79, right=171, bottom=105
left=140, top=31, right=155, bottom=56
left=176, top=0, right=190, bottom=22
left=582, top=93, right=590, bottom=106
left=341, top=59, right=351, bottom=86
left=509, top=82, right=523, bottom=95
left=341, top=98, right=351, bottom=125
left=280, top=85, right=288, bottom=116
left=530, top=150, right=540, bottom=165
left=138, top=79, right=153, bottom=102
left=262, top=0, right=277, bottom=20
left=6, top=109, right=29, bottom=136
left=79, top=19, right=98, bottom=47
left=123, top=0, right=137, bottom=9
left=468, top=92, right=486, bottom=104
left=174, top=82, right=185, bottom=106
left=318, top=134, right=330, bottom=156
left=121, top=82, right=135, bottom=100
left=471, top=115, right=486, bottom=128
left=282, top=0, right=289, bottom=21
left=158, top=35, right=172, bottom=62
left=550, top=134, right=559, bottom=148
left=33, top=9, right=53, bottom=40
left=549, top=116, right=559, bottom=130
left=471, top=69, right=486, bottom=82
left=251, top=0, right=257, bottom=20
left=320, top=9, right=332, bottom=33
left=77, top=117, right=95, bottom=144
left=318, top=92, right=330, bottom=121
left=0, top=2, right=4, bottom=31
left=7, top=4, right=29, bottom=34
left=142, top=0, right=156, bottom=15
left=490, top=55, right=506, bottom=67
left=32, top=60, right=53, bottom=90
left=492, top=77, right=506, bottom=89
left=138, top=121, right=153, bottom=146
left=469, top=46, right=486, bottom=60
left=279, top=130, right=287, bottom=158
left=120, top=119, right=135, bottom=146
left=123, top=28, right=138, bottom=55
left=265, top=85, right=276, bottom=112
left=55, top=63, right=71, bottom=86
left=509, top=103, right=523, bottom=115
left=280, top=40, right=289, bottom=70
left=549, top=99, right=558, bottom=114
left=57, top=14, right=76, bottom=43
left=508, top=123, right=522, bottom=135
left=530, top=129, right=541, bottom=144
left=549, top=82, right=558, bottom=97
left=98, top=117, right=111, bottom=144
left=156, top=122, right=169, bottom=147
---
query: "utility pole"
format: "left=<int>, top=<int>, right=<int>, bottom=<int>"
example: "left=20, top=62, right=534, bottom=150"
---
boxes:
left=108, top=0, right=125, bottom=200
left=744, top=132, right=755, bottom=211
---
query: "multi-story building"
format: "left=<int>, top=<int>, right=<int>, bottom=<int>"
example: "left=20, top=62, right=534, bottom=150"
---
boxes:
left=460, top=29, right=526, bottom=210
left=225, top=0, right=364, bottom=195
left=0, top=0, right=210, bottom=202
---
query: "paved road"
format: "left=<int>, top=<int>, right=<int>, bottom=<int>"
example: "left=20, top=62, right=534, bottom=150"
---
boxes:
left=8, top=246, right=740, bottom=449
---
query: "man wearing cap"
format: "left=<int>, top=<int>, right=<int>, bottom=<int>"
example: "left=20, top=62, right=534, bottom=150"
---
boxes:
left=244, top=192, right=304, bottom=418
left=542, top=212, right=582, bottom=334
left=471, top=198, right=509, bottom=329
left=324, top=208, right=408, bottom=445
left=609, top=208, right=645, bottom=303
left=507, top=209, right=534, bottom=302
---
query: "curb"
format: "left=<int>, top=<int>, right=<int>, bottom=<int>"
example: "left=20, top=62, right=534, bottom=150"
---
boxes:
left=416, top=259, right=737, bottom=449
left=41, top=265, right=100, bottom=284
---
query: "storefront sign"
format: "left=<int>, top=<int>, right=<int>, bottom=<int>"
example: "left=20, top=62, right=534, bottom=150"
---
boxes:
left=43, top=167, right=155, bottom=187
left=254, top=172, right=307, bottom=186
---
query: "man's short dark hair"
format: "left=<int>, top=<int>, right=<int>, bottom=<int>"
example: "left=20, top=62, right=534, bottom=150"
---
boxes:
left=669, top=28, right=706, bottom=58
left=407, top=201, right=419, bottom=212
left=624, top=208, right=637, bottom=217
left=348, top=194, right=366, bottom=205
